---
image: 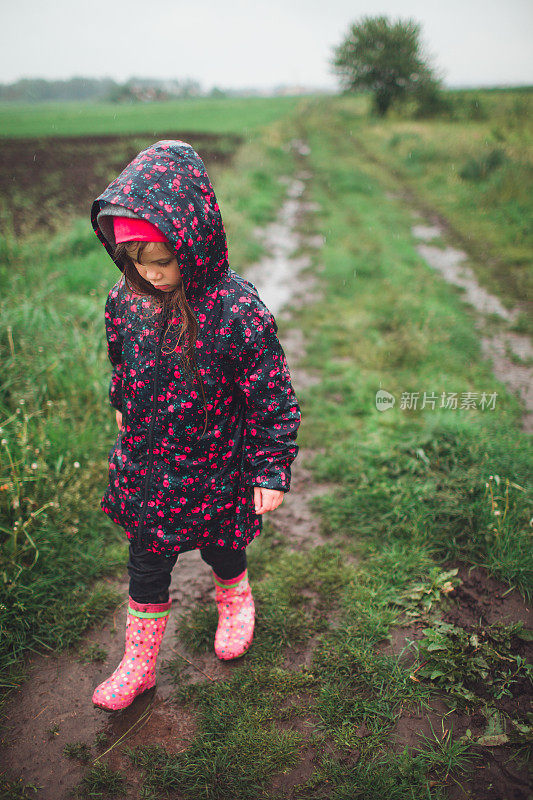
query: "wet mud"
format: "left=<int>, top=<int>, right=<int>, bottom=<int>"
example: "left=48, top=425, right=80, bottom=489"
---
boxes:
left=377, top=560, right=532, bottom=799
left=0, top=553, right=215, bottom=798
left=0, top=132, right=241, bottom=236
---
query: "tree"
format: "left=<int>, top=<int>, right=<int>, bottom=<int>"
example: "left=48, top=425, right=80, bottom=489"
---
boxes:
left=332, top=15, right=443, bottom=117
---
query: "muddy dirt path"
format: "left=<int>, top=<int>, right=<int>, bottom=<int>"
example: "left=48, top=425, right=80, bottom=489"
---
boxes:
left=411, top=215, right=533, bottom=433
left=0, top=140, right=328, bottom=799
left=1, top=138, right=531, bottom=800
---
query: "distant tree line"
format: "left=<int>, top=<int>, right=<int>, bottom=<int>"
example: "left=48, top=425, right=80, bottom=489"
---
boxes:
left=0, top=77, right=208, bottom=103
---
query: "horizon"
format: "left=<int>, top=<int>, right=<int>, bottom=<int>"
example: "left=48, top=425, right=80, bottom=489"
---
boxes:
left=0, top=75, right=531, bottom=96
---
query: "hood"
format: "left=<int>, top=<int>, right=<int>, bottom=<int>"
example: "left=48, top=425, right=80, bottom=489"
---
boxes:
left=91, top=140, right=230, bottom=299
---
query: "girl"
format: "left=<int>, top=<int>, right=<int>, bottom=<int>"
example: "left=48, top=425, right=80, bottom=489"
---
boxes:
left=90, top=139, right=301, bottom=711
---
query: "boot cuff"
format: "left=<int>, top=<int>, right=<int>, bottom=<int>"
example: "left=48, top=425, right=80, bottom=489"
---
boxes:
left=128, top=597, right=172, bottom=617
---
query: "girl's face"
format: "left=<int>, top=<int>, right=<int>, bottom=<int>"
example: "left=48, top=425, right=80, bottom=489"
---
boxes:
left=128, top=242, right=182, bottom=292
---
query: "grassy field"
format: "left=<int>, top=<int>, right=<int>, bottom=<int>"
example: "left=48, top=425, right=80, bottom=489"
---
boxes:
left=342, top=90, right=533, bottom=323
left=1, top=92, right=531, bottom=797
left=0, top=95, right=305, bottom=138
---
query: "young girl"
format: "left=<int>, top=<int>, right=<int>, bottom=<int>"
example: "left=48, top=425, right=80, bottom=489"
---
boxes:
left=90, top=139, right=301, bottom=711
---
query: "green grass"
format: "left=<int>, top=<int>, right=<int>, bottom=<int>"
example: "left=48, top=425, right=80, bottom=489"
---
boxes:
left=127, top=722, right=303, bottom=800
left=63, top=741, right=92, bottom=763
left=323, top=91, right=533, bottom=315
left=295, top=97, right=532, bottom=591
left=74, top=762, right=128, bottom=797
left=0, top=779, right=39, bottom=799
left=0, top=95, right=307, bottom=138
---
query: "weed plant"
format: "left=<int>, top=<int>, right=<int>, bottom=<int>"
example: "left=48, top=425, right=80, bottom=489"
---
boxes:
left=63, top=741, right=92, bottom=763
left=74, top=762, right=127, bottom=797
left=414, top=619, right=533, bottom=704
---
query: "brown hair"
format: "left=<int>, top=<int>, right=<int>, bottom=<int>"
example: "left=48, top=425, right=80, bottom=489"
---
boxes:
left=114, top=240, right=209, bottom=437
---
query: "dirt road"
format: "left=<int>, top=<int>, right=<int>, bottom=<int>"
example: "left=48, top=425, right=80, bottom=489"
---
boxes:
left=1, top=137, right=531, bottom=799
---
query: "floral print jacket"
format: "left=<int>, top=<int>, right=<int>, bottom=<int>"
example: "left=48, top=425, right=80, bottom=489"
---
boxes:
left=91, top=140, right=301, bottom=555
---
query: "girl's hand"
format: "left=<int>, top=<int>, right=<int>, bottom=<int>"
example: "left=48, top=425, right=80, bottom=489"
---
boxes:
left=115, top=410, right=123, bottom=429
left=253, top=487, right=284, bottom=514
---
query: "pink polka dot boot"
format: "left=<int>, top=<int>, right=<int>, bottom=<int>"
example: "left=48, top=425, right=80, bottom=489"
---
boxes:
left=92, top=597, right=171, bottom=711
left=213, top=568, right=255, bottom=660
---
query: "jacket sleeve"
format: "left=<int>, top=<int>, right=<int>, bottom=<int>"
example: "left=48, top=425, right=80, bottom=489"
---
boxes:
left=104, top=286, right=124, bottom=413
left=227, top=299, right=301, bottom=492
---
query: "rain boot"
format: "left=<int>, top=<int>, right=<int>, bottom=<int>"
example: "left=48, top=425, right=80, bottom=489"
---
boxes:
left=92, top=596, right=171, bottom=711
left=213, top=568, right=255, bottom=660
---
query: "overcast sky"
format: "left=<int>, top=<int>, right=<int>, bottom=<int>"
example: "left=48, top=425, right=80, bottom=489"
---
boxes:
left=2, top=0, right=532, bottom=90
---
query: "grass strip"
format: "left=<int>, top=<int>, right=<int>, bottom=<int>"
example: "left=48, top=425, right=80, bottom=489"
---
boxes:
left=321, top=92, right=532, bottom=320
left=0, top=95, right=305, bottom=138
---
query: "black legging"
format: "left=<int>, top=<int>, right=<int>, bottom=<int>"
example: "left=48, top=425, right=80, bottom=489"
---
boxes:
left=127, top=543, right=248, bottom=604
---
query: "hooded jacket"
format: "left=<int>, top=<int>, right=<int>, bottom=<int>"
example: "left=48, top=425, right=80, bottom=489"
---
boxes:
left=91, top=140, right=301, bottom=555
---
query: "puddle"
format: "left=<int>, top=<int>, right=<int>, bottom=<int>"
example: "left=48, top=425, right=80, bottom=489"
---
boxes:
left=412, top=222, right=533, bottom=432
left=481, top=335, right=533, bottom=431
left=411, top=223, right=446, bottom=242
left=244, top=172, right=317, bottom=316
left=414, top=241, right=514, bottom=321
left=245, top=165, right=340, bottom=555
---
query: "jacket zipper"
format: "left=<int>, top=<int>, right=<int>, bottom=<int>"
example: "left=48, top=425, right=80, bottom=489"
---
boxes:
left=136, top=307, right=168, bottom=548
